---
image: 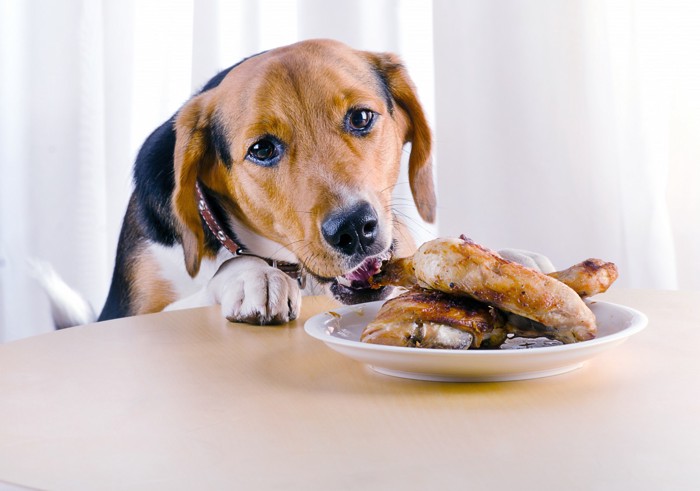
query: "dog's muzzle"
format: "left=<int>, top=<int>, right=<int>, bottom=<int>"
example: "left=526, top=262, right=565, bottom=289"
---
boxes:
left=317, top=202, right=394, bottom=304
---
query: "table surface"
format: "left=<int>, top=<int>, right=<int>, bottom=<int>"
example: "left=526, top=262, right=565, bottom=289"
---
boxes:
left=0, top=289, right=698, bottom=491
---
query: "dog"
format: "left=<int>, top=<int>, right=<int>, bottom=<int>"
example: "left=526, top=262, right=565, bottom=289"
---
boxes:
left=43, top=39, right=436, bottom=328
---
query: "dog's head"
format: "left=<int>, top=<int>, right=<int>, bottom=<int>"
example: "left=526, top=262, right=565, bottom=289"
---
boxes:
left=172, top=39, right=435, bottom=304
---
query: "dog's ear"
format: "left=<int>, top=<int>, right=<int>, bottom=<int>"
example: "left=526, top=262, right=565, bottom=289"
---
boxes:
left=172, top=94, right=215, bottom=277
left=367, top=52, right=436, bottom=223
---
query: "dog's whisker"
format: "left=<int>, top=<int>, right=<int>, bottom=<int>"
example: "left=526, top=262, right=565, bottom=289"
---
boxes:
left=296, top=243, right=325, bottom=271
left=390, top=210, right=436, bottom=238
left=378, top=185, right=397, bottom=196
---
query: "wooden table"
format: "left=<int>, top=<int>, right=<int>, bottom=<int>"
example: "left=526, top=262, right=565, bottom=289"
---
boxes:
left=0, top=290, right=697, bottom=490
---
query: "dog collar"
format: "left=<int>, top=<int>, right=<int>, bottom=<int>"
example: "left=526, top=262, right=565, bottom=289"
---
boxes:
left=195, top=181, right=306, bottom=288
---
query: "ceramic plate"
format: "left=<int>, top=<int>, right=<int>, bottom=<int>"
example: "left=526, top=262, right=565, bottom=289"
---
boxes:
left=304, top=300, right=647, bottom=382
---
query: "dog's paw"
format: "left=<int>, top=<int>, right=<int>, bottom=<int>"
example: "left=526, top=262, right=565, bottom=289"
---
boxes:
left=210, top=257, right=302, bottom=325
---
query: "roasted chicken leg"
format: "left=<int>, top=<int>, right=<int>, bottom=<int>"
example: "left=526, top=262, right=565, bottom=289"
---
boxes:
left=361, top=288, right=508, bottom=349
left=370, top=236, right=613, bottom=342
left=372, top=243, right=618, bottom=299
left=361, top=287, right=588, bottom=348
left=548, top=258, right=618, bottom=298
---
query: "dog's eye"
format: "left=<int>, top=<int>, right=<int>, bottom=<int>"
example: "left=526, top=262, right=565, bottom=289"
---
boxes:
left=346, top=108, right=375, bottom=135
left=246, top=137, right=283, bottom=166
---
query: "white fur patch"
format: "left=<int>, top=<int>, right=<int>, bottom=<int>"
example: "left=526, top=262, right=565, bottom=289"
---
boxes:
left=212, top=256, right=302, bottom=324
left=227, top=215, right=299, bottom=264
left=147, top=241, right=232, bottom=299
left=28, top=259, right=96, bottom=328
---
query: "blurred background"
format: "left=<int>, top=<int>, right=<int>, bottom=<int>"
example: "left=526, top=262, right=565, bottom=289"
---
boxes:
left=1, top=0, right=698, bottom=341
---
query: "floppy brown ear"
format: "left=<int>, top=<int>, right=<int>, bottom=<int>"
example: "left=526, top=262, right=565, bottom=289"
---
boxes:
left=368, top=52, right=436, bottom=223
left=172, top=94, right=215, bottom=277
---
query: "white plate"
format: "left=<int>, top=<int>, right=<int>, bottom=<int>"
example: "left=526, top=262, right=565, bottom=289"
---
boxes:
left=304, top=300, right=647, bottom=382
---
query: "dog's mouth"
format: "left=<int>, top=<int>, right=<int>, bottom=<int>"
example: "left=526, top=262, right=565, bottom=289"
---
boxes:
left=310, top=249, right=394, bottom=305
left=336, top=249, right=391, bottom=289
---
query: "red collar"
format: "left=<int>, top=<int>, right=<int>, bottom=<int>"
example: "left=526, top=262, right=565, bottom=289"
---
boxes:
left=195, top=181, right=306, bottom=288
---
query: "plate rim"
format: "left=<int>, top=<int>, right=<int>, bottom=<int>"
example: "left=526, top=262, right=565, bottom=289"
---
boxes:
left=304, top=299, right=648, bottom=357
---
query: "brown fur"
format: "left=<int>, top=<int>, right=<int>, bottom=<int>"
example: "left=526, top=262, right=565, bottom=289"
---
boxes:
left=128, top=250, right=178, bottom=314
left=172, top=39, right=435, bottom=281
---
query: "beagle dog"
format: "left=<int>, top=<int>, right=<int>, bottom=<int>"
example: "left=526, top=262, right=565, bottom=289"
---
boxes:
left=92, top=39, right=435, bottom=326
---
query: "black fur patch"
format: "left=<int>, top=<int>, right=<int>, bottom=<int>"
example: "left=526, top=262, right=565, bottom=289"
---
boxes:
left=99, top=196, right=141, bottom=321
left=211, top=117, right=233, bottom=168
left=372, top=65, right=394, bottom=115
left=131, top=117, right=180, bottom=246
left=200, top=65, right=235, bottom=92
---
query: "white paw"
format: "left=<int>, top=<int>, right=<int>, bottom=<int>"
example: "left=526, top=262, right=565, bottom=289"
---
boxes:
left=209, top=257, right=301, bottom=325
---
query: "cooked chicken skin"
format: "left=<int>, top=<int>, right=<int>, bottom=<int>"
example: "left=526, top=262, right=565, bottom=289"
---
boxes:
left=548, top=258, right=618, bottom=298
left=370, top=256, right=417, bottom=289
left=371, top=236, right=599, bottom=342
left=361, top=287, right=587, bottom=349
left=361, top=288, right=508, bottom=349
left=372, top=247, right=618, bottom=299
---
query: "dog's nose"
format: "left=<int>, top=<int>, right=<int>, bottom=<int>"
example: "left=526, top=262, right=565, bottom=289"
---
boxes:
left=321, top=202, right=379, bottom=256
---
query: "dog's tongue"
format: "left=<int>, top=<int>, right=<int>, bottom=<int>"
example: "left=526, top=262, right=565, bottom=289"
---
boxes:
left=342, top=256, right=384, bottom=289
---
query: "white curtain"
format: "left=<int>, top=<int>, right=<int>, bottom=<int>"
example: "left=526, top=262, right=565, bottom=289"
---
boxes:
left=434, top=0, right=700, bottom=291
left=1, top=0, right=698, bottom=341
